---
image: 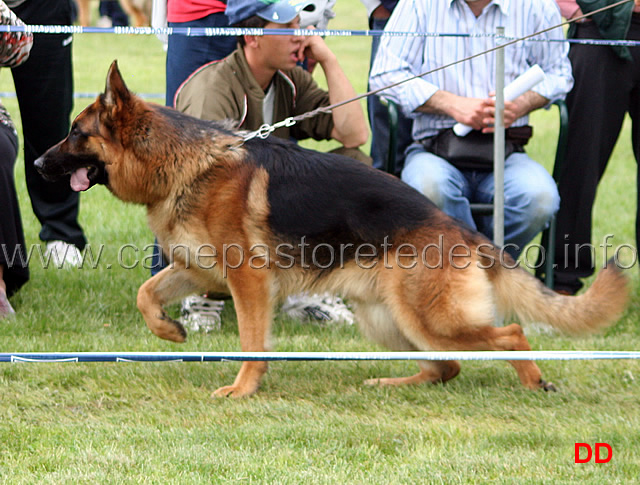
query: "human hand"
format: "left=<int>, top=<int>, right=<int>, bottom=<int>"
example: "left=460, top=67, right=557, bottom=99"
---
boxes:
left=449, top=96, right=496, bottom=132
left=295, top=26, right=335, bottom=66
left=478, top=97, right=522, bottom=133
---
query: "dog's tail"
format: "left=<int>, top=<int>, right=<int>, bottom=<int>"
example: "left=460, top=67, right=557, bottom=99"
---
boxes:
left=492, top=259, right=629, bottom=335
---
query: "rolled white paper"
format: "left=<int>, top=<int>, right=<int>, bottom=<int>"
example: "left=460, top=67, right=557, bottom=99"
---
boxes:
left=452, top=64, right=547, bottom=137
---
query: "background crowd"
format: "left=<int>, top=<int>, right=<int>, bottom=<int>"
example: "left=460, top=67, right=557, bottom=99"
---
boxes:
left=2, top=0, right=640, bottom=327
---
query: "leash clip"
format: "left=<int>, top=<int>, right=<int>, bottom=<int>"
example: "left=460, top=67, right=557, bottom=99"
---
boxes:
left=256, top=123, right=274, bottom=139
left=243, top=117, right=297, bottom=144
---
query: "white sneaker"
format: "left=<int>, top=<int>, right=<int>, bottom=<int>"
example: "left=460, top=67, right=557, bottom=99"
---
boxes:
left=45, top=240, right=82, bottom=268
left=96, top=15, right=112, bottom=28
left=180, top=295, right=224, bottom=332
left=282, top=292, right=354, bottom=325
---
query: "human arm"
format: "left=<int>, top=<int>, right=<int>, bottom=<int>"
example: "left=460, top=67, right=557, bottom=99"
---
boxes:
left=299, top=33, right=368, bottom=148
left=0, top=0, right=33, bottom=68
left=371, top=0, right=572, bottom=135
left=419, top=90, right=548, bottom=133
left=421, top=2, right=569, bottom=132
left=555, top=0, right=581, bottom=19
left=369, top=0, right=437, bottom=117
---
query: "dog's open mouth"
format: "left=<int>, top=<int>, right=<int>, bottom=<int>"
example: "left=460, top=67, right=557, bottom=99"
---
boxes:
left=70, top=163, right=108, bottom=191
left=71, top=166, right=95, bottom=192
left=36, top=152, right=108, bottom=190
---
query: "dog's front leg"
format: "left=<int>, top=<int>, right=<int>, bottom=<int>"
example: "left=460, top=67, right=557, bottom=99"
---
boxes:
left=136, top=263, right=211, bottom=342
left=212, top=268, right=273, bottom=398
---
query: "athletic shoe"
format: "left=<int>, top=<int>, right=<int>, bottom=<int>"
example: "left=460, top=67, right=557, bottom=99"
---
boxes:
left=282, top=292, right=354, bottom=325
left=96, top=15, right=112, bottom=28
left=45, top=240, right=82, bottom=268
left=180, top=294, right=224, bottom=332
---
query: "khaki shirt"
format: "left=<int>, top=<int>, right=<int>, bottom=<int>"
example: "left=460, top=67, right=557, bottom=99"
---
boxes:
left=175, top=47, right=335, bottom=141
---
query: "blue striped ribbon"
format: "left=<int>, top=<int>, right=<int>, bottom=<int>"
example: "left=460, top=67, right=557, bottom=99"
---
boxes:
left=2, top=351, right=639, bottom=363
left=1, top=24, right=640, bottom=47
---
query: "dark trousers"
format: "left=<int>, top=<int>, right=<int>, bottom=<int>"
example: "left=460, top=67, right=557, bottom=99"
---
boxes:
left=10, top=0, right=86, bottom=250
left=0, top=123, right=29, bottom=297
left=552, top=19, right=640, bottom=293
left=99, top=0, right=129, bottom=26
left=165, top=12, right=236, bottom=107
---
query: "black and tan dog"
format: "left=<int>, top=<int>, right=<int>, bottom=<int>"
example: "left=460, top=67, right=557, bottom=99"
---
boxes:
left=36, top=62, right=629, bottom=397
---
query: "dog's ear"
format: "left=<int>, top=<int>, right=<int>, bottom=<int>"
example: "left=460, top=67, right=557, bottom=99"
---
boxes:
left=103, top=60, right=131, bottom=109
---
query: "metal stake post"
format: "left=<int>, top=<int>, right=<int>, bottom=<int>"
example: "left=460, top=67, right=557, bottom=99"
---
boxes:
left=493, top=26, right=505, bottom=247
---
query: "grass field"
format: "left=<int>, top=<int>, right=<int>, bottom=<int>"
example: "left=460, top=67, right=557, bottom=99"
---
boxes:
left=1, top=1, right=639, bottom=483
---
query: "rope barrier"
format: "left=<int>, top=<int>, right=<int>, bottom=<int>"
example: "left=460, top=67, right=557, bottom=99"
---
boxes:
left=1, top=24, right=640, bottom=47
left=2, top=351, right=640, bottom=363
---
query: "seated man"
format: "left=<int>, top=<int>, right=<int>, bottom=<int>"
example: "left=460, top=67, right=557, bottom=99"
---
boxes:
left=174, top=0, right=369, bottom=327
left=369, top=0, right=573, bottom=259
left=175, top=0, right=369, bottom=163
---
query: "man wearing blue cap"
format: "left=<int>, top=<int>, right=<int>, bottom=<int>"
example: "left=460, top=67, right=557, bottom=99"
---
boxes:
left=174, top=0, right=369, bottom=327
left=175, top=0, right=369, bottom=158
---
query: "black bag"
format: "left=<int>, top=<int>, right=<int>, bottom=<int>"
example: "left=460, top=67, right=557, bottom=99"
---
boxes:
left=420, top=126, right=533, bottom=171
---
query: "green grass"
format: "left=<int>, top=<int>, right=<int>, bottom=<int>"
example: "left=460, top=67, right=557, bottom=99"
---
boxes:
left=1, top=1, right=640, bottom=482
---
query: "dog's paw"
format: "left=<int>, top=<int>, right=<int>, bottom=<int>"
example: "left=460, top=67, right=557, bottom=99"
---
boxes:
left=156, top=311, right=187, bottom=342
left=363, top=378, right=381, bottom=387
left=540, top=379, right=557, bottom=392
left=363, top=377, right=401, bottom=387
left=211, top=385, right=256, bottom=398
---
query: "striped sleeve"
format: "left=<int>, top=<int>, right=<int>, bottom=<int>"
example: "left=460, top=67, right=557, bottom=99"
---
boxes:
left=0, top=0, right=33, bottom=68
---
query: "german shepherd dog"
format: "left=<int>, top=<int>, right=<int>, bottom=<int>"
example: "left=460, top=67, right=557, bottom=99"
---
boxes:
left=36, top=62, right=629, bottom=397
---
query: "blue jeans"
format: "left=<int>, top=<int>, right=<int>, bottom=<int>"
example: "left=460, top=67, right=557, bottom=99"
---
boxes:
left=401, top=143, right=559, bottom=259
left=165, top=13, right=237, bottom=107
left=367, top=16, right=413, bottom=173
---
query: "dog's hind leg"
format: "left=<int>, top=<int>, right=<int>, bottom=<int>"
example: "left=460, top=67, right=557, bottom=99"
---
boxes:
left=492, top=323, right=556, bottom=391
left=408, top=311, right=553, bottom=391
left=137, top=265, right=211, bottom=342
left=387, top=266, right=554, bottom=391
left=441, top=324, right=554, bottom=391
left=356, top=303, right=461, bottom=387
left=365, top=360, right=461, bottom=387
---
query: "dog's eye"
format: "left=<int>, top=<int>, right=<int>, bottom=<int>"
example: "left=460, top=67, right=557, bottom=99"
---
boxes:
left=70, top=125, right=85, bottom=138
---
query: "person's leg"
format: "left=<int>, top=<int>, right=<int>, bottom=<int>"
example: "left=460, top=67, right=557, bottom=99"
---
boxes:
left=107, top=0, right=129, bottom=26
left=11, top=0, right=85, bottom=250
left=475, top=152, right=559, bottom=259
left=552, top=23, right=631, bottom=293
left=165, top=13, right=236, bottom=107
left=627, top=17, right=640, bottom=262
left=0, top=123, right=29, bottom=298
left=401, top=143, right=476, bottom=230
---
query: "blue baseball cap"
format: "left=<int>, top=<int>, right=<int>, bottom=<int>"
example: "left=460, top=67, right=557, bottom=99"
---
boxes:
left=226, top=0, right=315, bottom=26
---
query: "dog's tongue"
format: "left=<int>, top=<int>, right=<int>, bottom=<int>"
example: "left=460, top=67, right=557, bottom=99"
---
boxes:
left=70, top=167, right=91, bottom=192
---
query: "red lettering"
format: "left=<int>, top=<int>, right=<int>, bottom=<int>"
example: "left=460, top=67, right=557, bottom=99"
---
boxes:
left=575, top=443, right=592, bottom=463
left=595, top=443, right=613, bottom=463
